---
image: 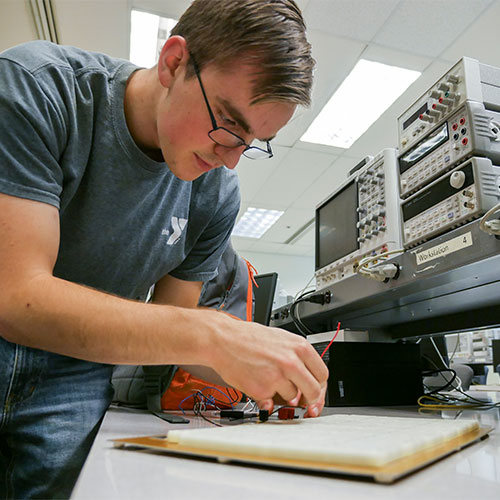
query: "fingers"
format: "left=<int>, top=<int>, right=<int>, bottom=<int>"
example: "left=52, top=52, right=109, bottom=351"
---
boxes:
left=256, top=398, right=274, bottom=413
left=259, top=384, right=326, bottom=419
left=303, top=382, right=327, bottom=418
left=288, top=389, right=302, bottom=407
left=275, top=379, right=300, bottom=404
left=284, top=339, right=328, bottom=405
left=301, top=341, right=329, bottom=387
left=252, top=331, right=328, bottom=406
left=209, top=314, right=328, bottom=411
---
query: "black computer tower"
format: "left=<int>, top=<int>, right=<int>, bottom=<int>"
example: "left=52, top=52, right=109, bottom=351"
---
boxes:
left=326, top=342, right=423, bottom=406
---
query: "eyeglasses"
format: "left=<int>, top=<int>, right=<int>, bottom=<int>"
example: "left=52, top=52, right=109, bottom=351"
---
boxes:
left=191, top=56, right=273, bottom=160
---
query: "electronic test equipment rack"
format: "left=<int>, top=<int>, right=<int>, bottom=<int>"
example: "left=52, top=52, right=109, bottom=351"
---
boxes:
left=271, top=57, right=500, bottom=342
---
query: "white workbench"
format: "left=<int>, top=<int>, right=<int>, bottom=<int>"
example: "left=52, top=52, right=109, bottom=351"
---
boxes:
left=72, top=396, right=500, bottom=499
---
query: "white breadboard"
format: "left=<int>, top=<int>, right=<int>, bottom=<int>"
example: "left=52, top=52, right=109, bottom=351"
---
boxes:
left=166, top=414, right=478, bottom=467
left=114, top=413, right=488, bottom=483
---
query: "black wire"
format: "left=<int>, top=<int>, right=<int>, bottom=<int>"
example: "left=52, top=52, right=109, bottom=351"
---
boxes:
left=290, top=291, right=317, bottom=337
left=423, top=368, right=457, bottom=394
left=454, top=387, right=500, bottom=406
left=191, top=393, right=223, bottom=427
left=269, top=405, right=302, bottom=416
left=290, top=301, right=309, bottom=337
left=225, top=388, right=241, bottom=404
left=421, top=377, right=500, bottom=410
left=194, top=404, right=223, bottom=427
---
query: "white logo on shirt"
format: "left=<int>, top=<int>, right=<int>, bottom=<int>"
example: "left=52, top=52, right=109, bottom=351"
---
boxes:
left=163, top=216, right=188, bottom=245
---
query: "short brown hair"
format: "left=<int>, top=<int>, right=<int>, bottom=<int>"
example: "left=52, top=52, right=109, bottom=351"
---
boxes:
left=170, top=0, right=315, bottom=106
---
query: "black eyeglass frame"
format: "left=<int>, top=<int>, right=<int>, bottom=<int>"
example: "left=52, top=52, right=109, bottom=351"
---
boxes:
left=190, top=55, right=273, bottom=160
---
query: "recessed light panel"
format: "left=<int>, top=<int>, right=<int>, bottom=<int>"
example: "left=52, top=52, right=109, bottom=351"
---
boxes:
left=301, top=59, right=421, bottom=149
left=232, top=207, right=284, bottom=238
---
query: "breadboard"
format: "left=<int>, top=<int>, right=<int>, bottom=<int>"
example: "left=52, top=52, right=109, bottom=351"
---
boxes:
left=112, top=414, right=490, bottom=483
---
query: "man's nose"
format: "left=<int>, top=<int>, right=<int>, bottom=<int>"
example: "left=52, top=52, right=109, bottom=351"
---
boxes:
left=215, top=144, right=246, bottom=170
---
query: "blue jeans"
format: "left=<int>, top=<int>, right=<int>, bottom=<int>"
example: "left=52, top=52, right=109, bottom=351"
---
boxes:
left=0, top=337, right=114, bottom=499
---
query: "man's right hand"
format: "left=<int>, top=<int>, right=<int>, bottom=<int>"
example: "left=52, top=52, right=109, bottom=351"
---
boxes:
left=205, top=310, right=329, bottom=415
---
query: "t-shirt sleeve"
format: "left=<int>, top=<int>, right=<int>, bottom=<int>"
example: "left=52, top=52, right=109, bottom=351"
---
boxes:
left=169, top=173, right=241, bottom=282
left=0, top=58, right=66, bottom=208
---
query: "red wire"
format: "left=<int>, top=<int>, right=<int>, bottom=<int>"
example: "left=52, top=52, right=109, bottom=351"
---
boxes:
left=320, top=322, right=341, bottom=359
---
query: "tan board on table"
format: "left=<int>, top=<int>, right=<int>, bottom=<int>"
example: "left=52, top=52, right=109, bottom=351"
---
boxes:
left=112, top=425, right=491, bottom=483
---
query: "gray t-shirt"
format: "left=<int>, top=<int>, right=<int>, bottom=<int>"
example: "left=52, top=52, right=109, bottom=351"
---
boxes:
left=0, top=41, right=240, bottom=300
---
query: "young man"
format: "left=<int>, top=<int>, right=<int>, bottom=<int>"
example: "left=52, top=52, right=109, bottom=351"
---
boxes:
left=0, top=0, right=328, bottom=497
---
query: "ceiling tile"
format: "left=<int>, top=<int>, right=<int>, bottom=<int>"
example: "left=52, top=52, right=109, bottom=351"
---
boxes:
left=236, top=145, right=290, bottom=203
left=292, top=155, right=362, bottom=209
left=373, top=0, right=493, bottom=58
left=248, top=241, right=314, bottom=257
left=290, top=223, right=315, bottom=247
left=251, top=149, right=335, bottom=208
left=362, top=44, right=432, bottom=72
left=260, top=208, right=315, bottom=243
left=440, top=1, right=500, bottom=67
left=303, top=0, right=399, bottom=41
left=231, top=235, right=256, bottom=253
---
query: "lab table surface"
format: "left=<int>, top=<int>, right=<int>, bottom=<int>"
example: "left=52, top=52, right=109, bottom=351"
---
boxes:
left=72, top=394, right=500, bottom=499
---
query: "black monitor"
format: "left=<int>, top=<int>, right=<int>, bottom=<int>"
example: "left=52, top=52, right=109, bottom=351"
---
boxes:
left=253, top=272, right=278, bottom=326
left=315, top=180, right=359, bottom=271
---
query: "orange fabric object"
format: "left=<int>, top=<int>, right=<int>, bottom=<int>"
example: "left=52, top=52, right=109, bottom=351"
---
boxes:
left=161, top=367, right=243, bottom=410
left=244, top=259, right=258, bottom=322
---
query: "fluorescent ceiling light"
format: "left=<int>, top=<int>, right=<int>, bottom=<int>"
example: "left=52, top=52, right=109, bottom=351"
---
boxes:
left=232, top=207, right=284, bottom=239
left=301, top=59, right=421, bottom=149
left=129, top=9, right=177, bottom=68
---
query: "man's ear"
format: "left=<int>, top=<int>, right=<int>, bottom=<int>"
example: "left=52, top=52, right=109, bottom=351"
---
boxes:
left=157, top=35, right=189, bottom=88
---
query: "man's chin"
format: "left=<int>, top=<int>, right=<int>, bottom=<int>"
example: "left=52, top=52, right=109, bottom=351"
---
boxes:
left=166, top=162, right=205, bottom=182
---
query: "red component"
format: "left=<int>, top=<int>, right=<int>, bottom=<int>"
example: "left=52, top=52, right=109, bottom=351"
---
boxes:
left=460, top=117, right=466, bottom=125
left=432, top=103, right=437, bottom=109
left=439, top=97, right=444, bottom=103
left=278, top=408, right=295, bottom=420
left=419, top=114, right=424, bottom=120
left=452, top=123, right=458, bottom=131
left=462, top=137, right=469, bottom=146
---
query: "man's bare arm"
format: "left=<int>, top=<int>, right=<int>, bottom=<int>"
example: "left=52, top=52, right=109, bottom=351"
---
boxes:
left=0, top=193, right=214, bottom=365
left=152, top=274, right=228, bottom=385
left=0, top=193, right=328, bottom=410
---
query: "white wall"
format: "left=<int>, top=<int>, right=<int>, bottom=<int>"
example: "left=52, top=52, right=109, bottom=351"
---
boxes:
left=239, top=250, right=315, bottom=299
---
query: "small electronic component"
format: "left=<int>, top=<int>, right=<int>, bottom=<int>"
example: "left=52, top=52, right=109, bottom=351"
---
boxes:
left=277, top=407, right=295, bottom=420
left=258, top=409, right=269, bottom=422
left=219, top=409, right=270, bottom=422
left=220, top=410, right=244, bottom=419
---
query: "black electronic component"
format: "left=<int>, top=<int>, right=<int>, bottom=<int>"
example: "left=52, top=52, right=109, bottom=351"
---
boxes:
left=259, top=409, right=269, bottom=422
left=326, top=342, right=423, bottom=406
left=220, top=410, right=244, bottom=419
